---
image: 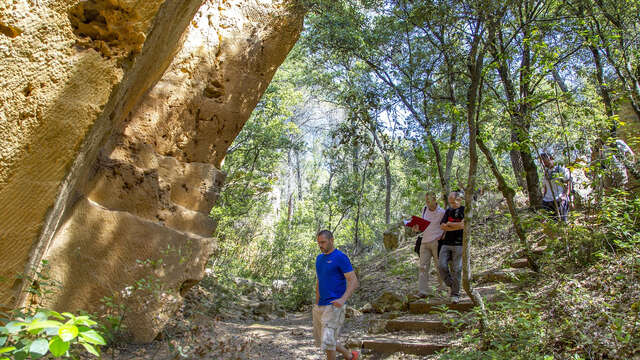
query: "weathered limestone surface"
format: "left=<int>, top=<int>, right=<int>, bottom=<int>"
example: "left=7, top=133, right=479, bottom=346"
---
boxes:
left=0, top=0, right=303, bottom=343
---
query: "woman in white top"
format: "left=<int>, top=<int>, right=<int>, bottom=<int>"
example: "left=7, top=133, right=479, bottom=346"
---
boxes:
left=413, top=192, right=446, bottom=297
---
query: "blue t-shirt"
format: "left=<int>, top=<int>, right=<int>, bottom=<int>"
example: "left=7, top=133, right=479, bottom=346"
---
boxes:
left=316, top=249, right=354, bottom=306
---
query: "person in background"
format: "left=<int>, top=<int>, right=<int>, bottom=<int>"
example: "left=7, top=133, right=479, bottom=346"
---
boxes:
left=413, top=192, right=446, bottom=297
left=603, top=139, right=637, bottom=189
left=540, top=152, right=571, bottom=222
left=313, top=230, right=360, bottom=360
left=438, top=191, right=465, bottom=303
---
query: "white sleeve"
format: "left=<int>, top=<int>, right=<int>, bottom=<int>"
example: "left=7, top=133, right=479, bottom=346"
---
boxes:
left=616, top=139, right=633, bottom=155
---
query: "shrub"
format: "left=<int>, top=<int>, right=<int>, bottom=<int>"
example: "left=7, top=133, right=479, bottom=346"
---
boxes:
left=0, top=310, right=105, bottom=359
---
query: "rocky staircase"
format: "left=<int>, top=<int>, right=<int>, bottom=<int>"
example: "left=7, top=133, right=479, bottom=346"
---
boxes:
left=347, top=250, right=544, bottom=357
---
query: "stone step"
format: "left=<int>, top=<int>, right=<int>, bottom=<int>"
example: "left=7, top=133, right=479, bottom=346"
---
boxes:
left=385, top=319, right=450, bottom=333
left=511, top=258, right=529, bottom=269
left=532, top=246, right=547, bottom=255
left=408, top=300, right=474, bottom=314
left=348, top=338, right=449, bottom=355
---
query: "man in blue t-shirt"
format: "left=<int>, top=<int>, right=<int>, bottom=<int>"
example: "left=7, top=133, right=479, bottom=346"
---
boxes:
left=313, top=230, right=360, bottom=360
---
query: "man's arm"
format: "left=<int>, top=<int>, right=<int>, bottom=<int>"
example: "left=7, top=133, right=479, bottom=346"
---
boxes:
left=446, top=219, right=464, bottom=230
left=331, top=271, right=359, bottom=308
left=440, top=211, right=450, bottom=231
left=315, top=279, right=319, bottom=305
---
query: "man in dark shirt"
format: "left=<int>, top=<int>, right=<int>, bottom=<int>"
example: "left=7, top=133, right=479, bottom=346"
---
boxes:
left=438, top=191, right=465, bottom=303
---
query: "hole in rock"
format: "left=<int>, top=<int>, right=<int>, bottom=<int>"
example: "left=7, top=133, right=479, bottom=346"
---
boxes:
left=179, top=279, right=199, bottom=297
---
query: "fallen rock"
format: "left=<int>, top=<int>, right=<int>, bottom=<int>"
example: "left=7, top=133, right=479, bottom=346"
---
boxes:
left=252, top=301, right=275, bottom=316
left=345, top=305, right=363, bottom=318
left=372, top=291, right=408, bottom=313
left=360, top=303, right=375, bottom=313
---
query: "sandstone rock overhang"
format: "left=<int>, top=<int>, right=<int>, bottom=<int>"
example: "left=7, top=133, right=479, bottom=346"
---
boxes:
left=0, top=0, right=303, bottom=342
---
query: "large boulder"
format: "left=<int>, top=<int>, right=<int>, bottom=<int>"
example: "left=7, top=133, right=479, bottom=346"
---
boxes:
left=0, top=0, right=304, bottom=343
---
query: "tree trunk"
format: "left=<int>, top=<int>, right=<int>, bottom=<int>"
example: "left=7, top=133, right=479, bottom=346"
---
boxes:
left=428, top=136, right=449, bottom=201
left=295, top=149, right=303, bottom=201
left=286, top=150, right=292, bottom=225
left=371, top=127, right=392, bottom=225
left=509, top=132, right=527, bottom=190
left=585, top=3, right=640, bottom=120
left=444, top=122, right=458, bottom=198
left=383, top=157, right=391, bottom=225
left=354, top=165, right=369, bottom=254
left=461, top=21, right=487, bottom=329
left=477, top=137, right=539, bottom=271
left=287, top=193, right=293, bottom=225
left=589, top=45, right=616, bottom=134
left=517, top=3, right=543, bottom=209
left=443, top=50, right=459, bottom=201
left=491, top=25, right=541, bottom=208
left=519, top=143, right=542, bottom=208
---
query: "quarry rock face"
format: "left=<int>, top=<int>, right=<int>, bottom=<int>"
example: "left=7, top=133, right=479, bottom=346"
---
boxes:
left=0, top=0, right=303, bottom=342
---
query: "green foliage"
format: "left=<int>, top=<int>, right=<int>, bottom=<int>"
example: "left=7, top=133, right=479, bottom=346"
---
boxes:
left=440, top=292, right=554, bottom=360
left=0, top=310, right=105, bottom=359
left=598, top=190, right=640, bottom=249
left=539, top=191, right=640, bottom=267
left=385, top=256, right=413, bottom=278
left=13, top=260, right=61, bottom=307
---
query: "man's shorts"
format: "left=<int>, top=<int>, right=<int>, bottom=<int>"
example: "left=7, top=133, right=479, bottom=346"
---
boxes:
left=312, top=304, right=346, bottom=351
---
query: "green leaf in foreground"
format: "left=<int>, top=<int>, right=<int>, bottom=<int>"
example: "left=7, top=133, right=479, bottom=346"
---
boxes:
left=5, top=321, right=25, bottom=334
left=29, top=338, right=49, bottom=359
left=48, top=336, right=69, bottom=357
left=13, top=350, right=27, bottom=360
left=81, top=342, right=100, bottom=357
left=0, top=347, right=16, bottom=354
left=79, top=330, right=106, bottom=345
left=58, top=324, right=78, bottom=342
left=46, top=311, right=65, bottom=321
left=27, top=320, right=63, bottom=331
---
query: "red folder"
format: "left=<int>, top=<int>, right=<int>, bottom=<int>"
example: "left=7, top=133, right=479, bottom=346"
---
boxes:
left=404, top=216, right=431, bottom=232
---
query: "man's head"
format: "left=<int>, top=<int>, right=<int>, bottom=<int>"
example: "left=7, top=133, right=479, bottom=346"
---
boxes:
left=425, top=192, right=438, bottom=211
left=447, top=190, right=464, bottom=208
left=317, top=229, right=335, bottom=254
left=540, top=152, right=554, bottom=168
